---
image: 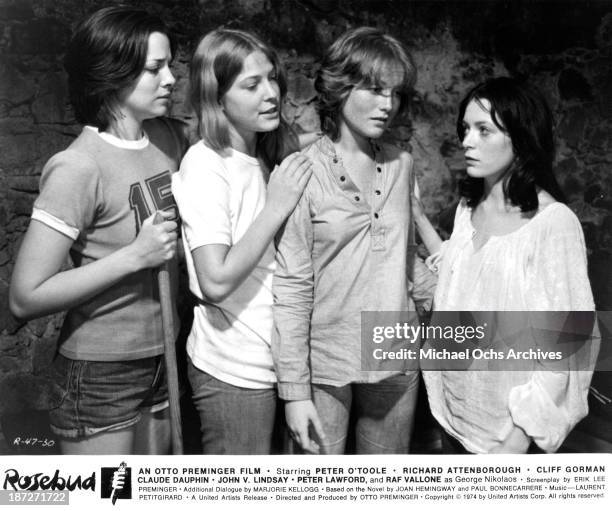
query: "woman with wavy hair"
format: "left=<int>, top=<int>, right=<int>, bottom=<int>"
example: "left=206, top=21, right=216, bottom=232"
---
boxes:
left=273, top=27, right=436, bottom=454
left=171, top=29, right=312, bottom=454
left=414, top=77, right=597, bottom=453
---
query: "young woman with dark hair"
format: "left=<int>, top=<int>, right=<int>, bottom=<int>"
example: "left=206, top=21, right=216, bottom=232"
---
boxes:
left=10, top=6, right=188, bottom=454
left=171, top=29, right=312, bottom=454
left=273, top=27, right=436, bottom=454
left=456, top=76, right=566, bottom=211
left=414, top=76, right=597, bottom=453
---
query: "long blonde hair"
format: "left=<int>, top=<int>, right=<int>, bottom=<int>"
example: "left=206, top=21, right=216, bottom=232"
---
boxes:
left=189, top=28, right=297, bottom=168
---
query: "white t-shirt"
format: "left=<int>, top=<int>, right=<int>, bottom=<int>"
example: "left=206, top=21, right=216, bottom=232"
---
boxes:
left=172, top=141, right=276, bottom=388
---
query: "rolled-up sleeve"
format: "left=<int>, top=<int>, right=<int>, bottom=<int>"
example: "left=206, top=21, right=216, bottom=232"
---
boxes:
left=272, top=192, right=315, bottom=401
left=410, top=256, right=437, bottom=315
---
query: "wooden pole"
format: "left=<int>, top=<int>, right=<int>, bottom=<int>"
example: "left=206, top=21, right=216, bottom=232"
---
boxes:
left=154, top=212, right=183, bottom=454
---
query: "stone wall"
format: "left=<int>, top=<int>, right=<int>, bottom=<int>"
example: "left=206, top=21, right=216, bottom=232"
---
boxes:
left=1, top=0, right=611, bottom=435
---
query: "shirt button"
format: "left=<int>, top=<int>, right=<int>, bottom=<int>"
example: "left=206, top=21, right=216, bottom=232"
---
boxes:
left=377, top=166, right=382, bottom=173
left=374, top=212, right=379, bottom=219
left=355, top=196, right=360, bottom=202
left=340, top=176, right=346, bottom=182
left=375, top=189, right=381, bottom=195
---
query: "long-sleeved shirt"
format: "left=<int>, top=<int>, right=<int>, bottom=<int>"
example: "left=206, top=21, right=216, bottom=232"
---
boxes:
left=423, top=199, right=599, bottom=453
left=272, top=136, right=437, bottom=400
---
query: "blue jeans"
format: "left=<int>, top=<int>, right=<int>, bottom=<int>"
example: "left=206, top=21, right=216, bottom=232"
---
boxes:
left=188, top=359, right=277, bottom=454
left=312, top=372, right=419, bottom=454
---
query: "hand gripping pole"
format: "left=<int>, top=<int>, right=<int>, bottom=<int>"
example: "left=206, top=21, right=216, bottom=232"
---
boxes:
left=154, top=212, right=183, bottom=454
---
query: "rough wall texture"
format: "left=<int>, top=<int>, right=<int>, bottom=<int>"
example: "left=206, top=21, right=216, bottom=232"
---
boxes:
left=0, top=0, right=611, bottom=422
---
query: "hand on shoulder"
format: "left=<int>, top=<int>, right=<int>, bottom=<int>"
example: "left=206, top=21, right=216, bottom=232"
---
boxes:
left=297, top=132, right=321, bottom=150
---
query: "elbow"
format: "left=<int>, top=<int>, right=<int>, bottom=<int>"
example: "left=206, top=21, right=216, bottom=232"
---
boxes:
left=195, top=269, right=238, bottom=304
left=200, top=282, right=232, bottom=304
left=8, top=280, right=44, bottom=321
left=8, top=291, right=34, bottom=322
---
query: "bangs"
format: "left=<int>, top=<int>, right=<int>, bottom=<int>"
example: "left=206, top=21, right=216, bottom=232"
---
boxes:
left=473, top=95, right=507, bottom=133
left=352, top=44, right=415, bottom=93
left=458, top=91, right=509, bottom=142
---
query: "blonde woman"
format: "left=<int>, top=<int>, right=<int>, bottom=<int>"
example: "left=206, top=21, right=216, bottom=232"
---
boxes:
left=172, top=29, right=312, bottom=454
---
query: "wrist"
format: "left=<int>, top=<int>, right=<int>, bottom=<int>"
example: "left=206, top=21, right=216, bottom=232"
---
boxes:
left=117, top=243, right=146, bottom=273
left=262, top=202, right=289, bottom=224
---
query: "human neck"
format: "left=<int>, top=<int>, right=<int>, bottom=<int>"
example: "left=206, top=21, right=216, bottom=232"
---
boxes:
left=481, top=178, right=513, bottom=212
left=228, top=125, right=257, bottom=157
left=335, top=122, right=372, bottom=158
left=106, top=116, right=145, bottom=141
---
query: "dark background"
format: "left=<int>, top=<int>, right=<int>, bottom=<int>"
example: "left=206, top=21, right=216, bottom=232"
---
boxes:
left=0, top=0, right=611, bottom=453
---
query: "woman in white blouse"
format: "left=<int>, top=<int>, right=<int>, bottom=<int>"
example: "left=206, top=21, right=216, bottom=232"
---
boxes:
left=414, top=77, right=598, bottom=453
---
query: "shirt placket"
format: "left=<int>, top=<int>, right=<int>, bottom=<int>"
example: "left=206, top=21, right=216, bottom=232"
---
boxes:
left=371, top=143, right=385, bottom=252
left=329, top=152, right=371, bottom=213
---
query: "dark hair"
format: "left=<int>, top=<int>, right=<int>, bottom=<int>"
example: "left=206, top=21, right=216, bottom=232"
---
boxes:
left=64, top=6, right=175, bottom=130
left=457, top=76, right=566, bottom=211
left=315, top=27, right=417, bottom=141
left=189, top=28, right=296, bottom=168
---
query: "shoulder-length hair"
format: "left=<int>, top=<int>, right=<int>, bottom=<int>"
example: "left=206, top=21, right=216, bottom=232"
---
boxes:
left=315, top=27, right=417, bottom=141
left=189, top=28, right=296, bottom=168
left=64, top=6, right=175, bottom=131
left=457, top=76, right=566, bottom=211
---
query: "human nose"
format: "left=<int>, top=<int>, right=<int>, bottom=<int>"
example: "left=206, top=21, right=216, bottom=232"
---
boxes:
left=462, top=128, right=475, bottom=149
left=263, top=78, right=279, bottom=102
left=162, top=65, right=176, bottom=88
left=379, top=91, right=393, bottom=112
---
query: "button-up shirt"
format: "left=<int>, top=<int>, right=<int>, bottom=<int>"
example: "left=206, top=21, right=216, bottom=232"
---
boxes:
left=272, top=136, right=436, bottom=400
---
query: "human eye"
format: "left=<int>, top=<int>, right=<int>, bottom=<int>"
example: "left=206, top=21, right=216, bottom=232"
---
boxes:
left=479, top=125, right=491, bottom=136
left=144, top=64, right=162, bottom=74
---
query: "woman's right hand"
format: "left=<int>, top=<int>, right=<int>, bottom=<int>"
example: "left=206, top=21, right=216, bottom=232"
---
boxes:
left=285, top=399, right=326, bottom=454
left=266, top=153, right=312, bottom=219
left=10, top=210, right=178, bottom=321
left=128, top=210, right=178, bottom=270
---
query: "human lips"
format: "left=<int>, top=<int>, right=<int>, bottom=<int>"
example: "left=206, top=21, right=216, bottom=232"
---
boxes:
left=465, top=155, right=479, bottom=165
left=260, top=106, right=279, bottom=115
left=371, top=116, right=389, bottom=123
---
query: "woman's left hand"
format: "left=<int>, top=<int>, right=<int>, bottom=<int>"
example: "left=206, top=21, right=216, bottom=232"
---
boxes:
left=490, top=425, right=531, bottom=453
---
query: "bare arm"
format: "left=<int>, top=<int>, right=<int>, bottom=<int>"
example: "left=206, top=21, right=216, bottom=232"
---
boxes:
left=9, top=210, right=177, bottom=320
left=192, top=152, right=312, bottom=303
left=412, top=181, right=443, bottom=254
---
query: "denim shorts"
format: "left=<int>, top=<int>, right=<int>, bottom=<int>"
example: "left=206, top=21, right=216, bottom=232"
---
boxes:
left=49, top=353, right=168, bottom=439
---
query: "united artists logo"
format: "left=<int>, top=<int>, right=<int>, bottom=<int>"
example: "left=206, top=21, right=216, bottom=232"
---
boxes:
left=101, top=462, right=132, bottom=505
left=2, top=468, right=96, bottom=491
